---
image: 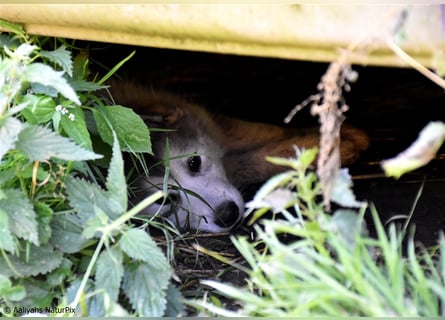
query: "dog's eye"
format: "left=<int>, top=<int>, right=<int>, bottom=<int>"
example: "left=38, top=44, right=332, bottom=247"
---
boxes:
left=187, top=155, right=201, bottom=173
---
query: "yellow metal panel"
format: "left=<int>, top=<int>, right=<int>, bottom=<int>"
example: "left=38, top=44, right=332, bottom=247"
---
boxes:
left=0, top=4, right=443, bottom=67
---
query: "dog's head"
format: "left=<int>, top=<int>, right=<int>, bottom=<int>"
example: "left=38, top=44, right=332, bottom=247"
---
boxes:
left=111, top=82, right=244, bottom=232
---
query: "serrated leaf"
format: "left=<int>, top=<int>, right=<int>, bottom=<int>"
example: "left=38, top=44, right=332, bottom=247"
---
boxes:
left=0, top=244, right=63, bottom=278
left=4, top=283, right=26, bottom=302
left=20, top=94, right=55, bottom=124
left=7, top=43, right=35, bottom=60
left=164, top=283, right=184, bottom=316
left=50, top=214, right=90, bottom=254
left=329, top=209, right=368, bottom=250
left=0, top=274, right=26, bottom=301
left=66, top=177, right=123, bottom=221
left=61, top=106, right=93, bottom=150
left=23, top=62, right=80, bottom=105
left=21, top=279, right=55, bottom=308
left=0, top=208, right=15, bottom=253
left=122, top=261, right=171, bottom=317
left=119, top=229, right=170, bottom=270
left=40, top=45, right=73, bottom=77
left=0, top=188, right=39, bottom=245
left=69, top=79, right=106, bottom=92
left=34, top=201, right=53, bottom=245
left=31, top=82, right=58, bottom=97
left=72, top=51, right=89, bottom=80
left=0, top=274, right=11, bottom=293
left=0, top=19, right=25, bottom=37
left=82, top=206, right=109, bottom=239
left=92, top=106, right=151, bottom=153
left=330, top=169, right=364, bottom=208
left=0, top=117, right=23, bottom=160
left=16, top=124, right=102, bottom=161
left=106, top=133, right=127, bottom=211
left=96, top=246, right=124, bottom=301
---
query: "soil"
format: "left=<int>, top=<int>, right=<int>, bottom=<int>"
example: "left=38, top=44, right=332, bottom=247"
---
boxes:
left=88, top=42, right=445, bottom=313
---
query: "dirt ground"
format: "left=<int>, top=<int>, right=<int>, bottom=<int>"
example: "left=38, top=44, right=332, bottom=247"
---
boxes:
left=89, top=42, right=445, bottom=312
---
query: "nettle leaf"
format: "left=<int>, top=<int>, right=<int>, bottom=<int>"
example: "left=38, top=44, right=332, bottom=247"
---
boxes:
left=106, top=133, right=127, bottom=211
left=95, top=246, right=124, bottom=302
left=20, top=94, right=56, bottom=124
left=0, top=244, right=63, bottom=278
left=40, top=45, right=73, bottom=77
left=72, top=52, right=89, bottom=80
left=119, top=229, right=170, bottom=271
left=122, top=261, right=172, bottom=317
left=0, top=275, right=26, bottom=302
left=50, top=214, right=90, bottom=254
left=66, top=177, right=123, bottom=222
left=61, top=106, right=93, bottom=150
left=0, top=188, right=39, bottom=246
left=23, top=62, right=80, bottom=105
left=164, top=284, right=184, bottom=316
left=34, top=201, right=53, bottom=245
left=16, top=125, right=102, bottom=161
left=0, top=208, right=15, bottom=253
left=69, top=79, right=106, bottom=92
left=0, top=117, right=23, bottom=160
left=21, top=279, right=55, bottom=308
left=92, top=106, right=152, bottom=153
left=328, top=210, right=368, bottom=250
left=330, top=169, right=364, bottom=208
left=31, top=82, right=58, bottom=98
left=82, top=206, right=109, bottom=239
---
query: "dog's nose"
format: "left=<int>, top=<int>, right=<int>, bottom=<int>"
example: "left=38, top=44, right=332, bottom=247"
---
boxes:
left=215, top=201, right=241, bottom=228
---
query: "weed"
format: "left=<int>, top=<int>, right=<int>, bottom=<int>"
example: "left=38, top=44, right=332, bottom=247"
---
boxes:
left=0, top=23, right=182, bottom=316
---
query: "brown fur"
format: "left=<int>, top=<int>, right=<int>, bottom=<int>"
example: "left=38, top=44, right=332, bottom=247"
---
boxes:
left=107, top=80, right=369, bottom=188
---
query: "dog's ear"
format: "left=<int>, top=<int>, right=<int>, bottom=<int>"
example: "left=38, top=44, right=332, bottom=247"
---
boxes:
left=105, top=79, right=184, bottom=126
left=138, top=102, right=184, bottom=126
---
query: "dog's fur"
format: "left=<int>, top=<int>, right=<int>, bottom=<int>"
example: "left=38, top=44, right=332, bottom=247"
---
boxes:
left=108, top=80, right=369, bottom=233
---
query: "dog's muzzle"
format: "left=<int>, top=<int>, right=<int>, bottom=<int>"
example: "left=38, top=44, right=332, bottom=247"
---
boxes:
left=214, top=200, right=242, bottom=229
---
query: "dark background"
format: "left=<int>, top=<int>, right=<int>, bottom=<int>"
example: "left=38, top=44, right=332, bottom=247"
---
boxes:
left=88, top=41, right=445, bottom=246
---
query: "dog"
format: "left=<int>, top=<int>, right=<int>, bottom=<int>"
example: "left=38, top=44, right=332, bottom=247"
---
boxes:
left=107, top=80, right=369, bottom=233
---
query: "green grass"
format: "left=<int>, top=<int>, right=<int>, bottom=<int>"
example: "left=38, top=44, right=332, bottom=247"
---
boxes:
left=190, top=148, right=445, bottom=317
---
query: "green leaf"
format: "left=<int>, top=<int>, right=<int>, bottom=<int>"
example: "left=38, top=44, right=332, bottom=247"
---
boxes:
left=95, top=246, right=124, bottom=302
left=328, top=209, right=368, bottom=250
left=122, top=261, right=171, bottom=317
left=20, top=94, right=56, bottom=124
left=40, top=45, right=73, bottom=77
left=23, top=62, right=80, bottom=105
left=119, top=229, right=170, bottom=271
left=34, top=201, right=53, bottom=245
left=330, top=169, right=364, bottom=208
left=50, top=214, right=90, bottom=254
left=4, top=283, right=26, bottom=302
left=20, top=279, right=53, bottom=308
left=0, top=244, right=63, bottom=278
left=16, top=125, right=102, bottom=161
left=0, top=19, right=26, bottom=38
left=92, top=106, right=151, bottom=153
left=82, top=206, right=109, bottom=239
left=0, top=188, right=39, bottom=246
left=72, top=51, right=90, bottom=80
left=61, top=106, right=93, bottom=150
left=66, top=177, right=123, bottom=221
left=0, top=275, right=26, bottom=302
left=164, top=284, right=184, bottom=316
left=0, top=208, right=15, bottom=253
left=0, top=117, right=23, bottom=160
left=69, top=79, right=106, bottom=92
left=106, top=133, right=127, bottom=211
